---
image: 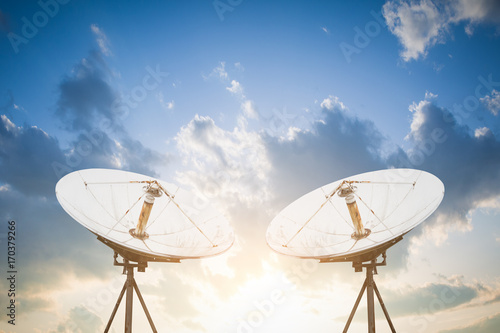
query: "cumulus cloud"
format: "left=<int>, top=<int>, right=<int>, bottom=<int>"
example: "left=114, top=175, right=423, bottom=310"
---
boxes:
left=480, top=89, right=500, bottom=116
left=474, top=126, right=492, bottom=138
left=388, top=99, right=500, bottom=244
left=383, top=0, right=500, bottom=61
left=175, top=114, right=271, bottom=209
left=320, top=94, right=347, bottom=111
left=265, top=102, right=386, bottom=204
left=383, top=0, right=446, bottom=61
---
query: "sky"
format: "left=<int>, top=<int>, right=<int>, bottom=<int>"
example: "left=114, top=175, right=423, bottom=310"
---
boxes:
left=0, top=0, right=500, bottom=332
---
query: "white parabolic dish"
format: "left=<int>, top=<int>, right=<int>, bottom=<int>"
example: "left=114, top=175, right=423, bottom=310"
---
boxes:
left=56, top=169, right=234, bottom=261
left=266, top=168, right=444, bottom=260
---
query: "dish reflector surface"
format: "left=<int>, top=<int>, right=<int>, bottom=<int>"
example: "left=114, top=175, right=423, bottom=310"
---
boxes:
left=266, top=169, right=444, bottom=260
left=56, top=169, right=234, bottom=260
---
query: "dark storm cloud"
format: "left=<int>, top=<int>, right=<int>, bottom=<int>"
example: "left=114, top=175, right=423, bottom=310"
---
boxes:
left=0, top=115, right=64, bottom=197
left=53, top=49, right=169, bottom=179
left=265, top=106, right=387, bottom=206
left=56, top=50, right=121, bottom=132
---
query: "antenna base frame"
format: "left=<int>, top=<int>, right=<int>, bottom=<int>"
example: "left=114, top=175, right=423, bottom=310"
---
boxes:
left=342, top=251, right=397, bottom=333
left=104, top=252, right=157, bottom=333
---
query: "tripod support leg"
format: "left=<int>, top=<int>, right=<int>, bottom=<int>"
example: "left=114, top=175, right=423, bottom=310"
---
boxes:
left=343, top=278, right=367, bottom=333
left=373, top=280, right=396, bottom=333
left=342, top=256, right=397, bottom=333
left=104, top=280, right=127, bottom=333
left=133, top=279, right=158, bottom=332
left=366, top=265, right=375, bottom=333
left=125, top=266, right=134, bottom=333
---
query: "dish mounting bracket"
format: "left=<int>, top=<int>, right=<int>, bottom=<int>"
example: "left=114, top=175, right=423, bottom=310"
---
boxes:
left=104, top=251, right=157, bottom=333
left=343, top=251, right=396, bottom=333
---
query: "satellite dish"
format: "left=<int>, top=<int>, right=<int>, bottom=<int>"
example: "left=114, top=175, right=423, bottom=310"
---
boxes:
left=266, top=168, right=444, bottom=332
left=56, top=168, right=234, bottom=262
left=56, top=168, right=235, bottom=332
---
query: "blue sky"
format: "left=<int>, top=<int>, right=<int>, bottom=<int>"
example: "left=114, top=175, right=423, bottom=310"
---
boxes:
left=1, top=0, right=500, bottom=332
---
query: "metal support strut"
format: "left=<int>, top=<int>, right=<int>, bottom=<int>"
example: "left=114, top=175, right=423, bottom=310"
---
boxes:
left=343, top=253, right=396, bottom=333
left=104, top=253, right=158, bottom=333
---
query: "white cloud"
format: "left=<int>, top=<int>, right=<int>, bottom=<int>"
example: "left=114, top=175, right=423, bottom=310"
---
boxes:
left=425, top=90, right=438, bottom=100
left=90, top=24, right=112, bottom=56
left=480, top=89, right=500, bottom=116
left=407, top=99, right=429, bottom=140
left=226, top=79, right=243, bottom=96
left=1, top=114, right=16, bottom=132
left=392, top=97, right=500, bottom=246
left=476, top=195, right=500, bottom=210
left=241, top=100, right=258, bottom=120
left=175, top=115, right=272, bottom=208
left=207, top=62, right=262, bottom=127
left=383, top=0, right=500, bottom=61
left=320, top=95, right=347, bottom=111
left=474, top=126, right=491, bottom=138
left=204, top=61, right=228, bottom=81
left=321, top=26, right=330, bottom=34
left=13, top=103, right=25, bottom=112
left=383, top=0, right=444, bottom=61
left=451, top=0, right=500, bottom=28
